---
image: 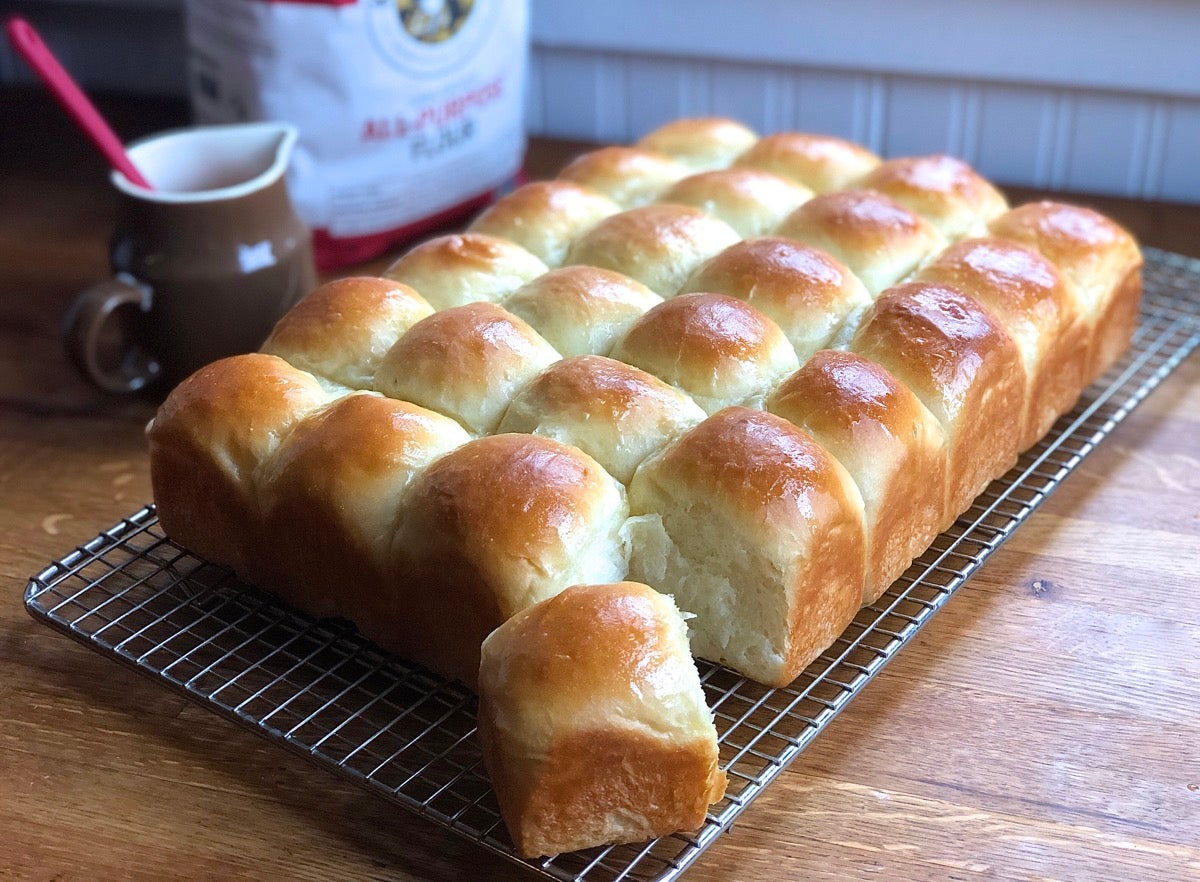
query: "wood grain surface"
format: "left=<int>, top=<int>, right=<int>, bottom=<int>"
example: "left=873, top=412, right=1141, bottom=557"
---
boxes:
left=1, top=88, right=1197, bottom=881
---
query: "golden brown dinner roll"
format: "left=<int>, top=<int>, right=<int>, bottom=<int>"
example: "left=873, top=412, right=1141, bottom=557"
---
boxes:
left=734, top=131, right=881, bottom=193
left=989, top=201, right=1142, bottom=383
left=636, top=116, right=758, bottom=172
left=373, top=302, right=560, bottom=436
left=915, top=237, right=1089, bottom=450
left=565, top=204, right=741, bottom=296
left=659, top=167, right=813, bottom=238
left=775, top=190, right=947, bottom=297
left=392, top=434, right=628, bottom=686
left=609, top=293, right=800, bottom=414
left=768, top=351, right=949, bottom=603
left=148, top=353, right=334, bottom=577
left=467, top=180, right=621, bottom=267
left=382, top=233, right=548, bottom=310
left=557, top=146, right=690, bottom=208
left=497, top=355, right=707, bottom=484
left=856, top=154, right=1008, bottom=241
left=680, top=237, right=872, bottom=361
left=850, top=282, right=1026, bottom=519
left=627, top=407, right=866, bottom=687
left=501, top=266, right=662, bottom=357
left=477, top=581, right=726, bottom=858
left=255, top=394, right=470, bottom=621
left=259, top=277, right=434, bottom=390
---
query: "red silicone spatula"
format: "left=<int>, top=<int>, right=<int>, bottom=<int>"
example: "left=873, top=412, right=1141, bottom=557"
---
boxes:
left=6, top=15, right=154, bottom=189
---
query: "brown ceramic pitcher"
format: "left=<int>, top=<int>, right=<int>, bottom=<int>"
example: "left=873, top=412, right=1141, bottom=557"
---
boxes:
left=66, top=122, right=316, bottom=393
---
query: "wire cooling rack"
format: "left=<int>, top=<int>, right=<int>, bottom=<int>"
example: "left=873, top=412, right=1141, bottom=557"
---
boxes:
left=25, top=247, right=1200, bottom=882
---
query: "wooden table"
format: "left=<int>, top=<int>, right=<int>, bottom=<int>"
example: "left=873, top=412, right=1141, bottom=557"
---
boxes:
left=2, top=88, right=1198, bottom=881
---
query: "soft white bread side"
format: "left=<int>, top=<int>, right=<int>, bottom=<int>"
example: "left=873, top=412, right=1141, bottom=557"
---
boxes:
left=502, top=266, right=662, bottom=358
left=382, top=233, right=548, bottom=310
left=856, top=154, right=1008, bottom=241
left=988, top=201, right=1142, bottom=384
left=768, top=350, right=949, bottom=603
left=497, top=355, right=707, bottom=485
left=915, top=238, right=1089, bottom=450
left=734, top=131, right=881, bottom=193
left=477, top=582, right=727, bottom=858
left=467, top=180, right=621, bottom=267
left=659, top=168, right=812, bottom=238
left=255, top=394, right=470, bottom=622
left=850, top=281, right=1027, bottom=520
left=147, top=354, right=335, bottom=578
left=565, top=204, right=741, bottom=296
left=636, top=116, right=758, bottom=172
left=259, top=277, right=434, bottom=390
left=391, top=434, right=629, bottom=687
left=373, top=302, right=560, bottom=436
left=680, top=237, right=872, bottom=361
left=627, top=407, right=867, bottom=687
left=609, top=293, right=800, bottom=414
left=557, top=146, right=691, bottom=208
left=775, top=189, right=947, bottom=297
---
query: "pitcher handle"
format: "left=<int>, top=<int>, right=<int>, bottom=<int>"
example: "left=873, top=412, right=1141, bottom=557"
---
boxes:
left=63, top=272, right=161, bottom=394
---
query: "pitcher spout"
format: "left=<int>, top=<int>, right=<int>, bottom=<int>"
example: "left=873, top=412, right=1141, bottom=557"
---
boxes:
left=115, top=122, right=301, bottom=203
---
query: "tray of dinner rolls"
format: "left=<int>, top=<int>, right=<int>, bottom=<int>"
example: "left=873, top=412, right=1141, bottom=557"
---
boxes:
left=26, top=117, right=1200, bottom=880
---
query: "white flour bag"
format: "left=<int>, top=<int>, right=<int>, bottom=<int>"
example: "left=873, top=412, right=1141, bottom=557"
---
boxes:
left=185, top=0, right=529, bottom=270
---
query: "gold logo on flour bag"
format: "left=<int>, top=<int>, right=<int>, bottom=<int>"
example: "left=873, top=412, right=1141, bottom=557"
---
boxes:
left=396, top=0, right=473, bottom=44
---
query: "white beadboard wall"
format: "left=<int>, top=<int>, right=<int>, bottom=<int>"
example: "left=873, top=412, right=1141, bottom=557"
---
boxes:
left=525, top=0, right=1200, bottom=202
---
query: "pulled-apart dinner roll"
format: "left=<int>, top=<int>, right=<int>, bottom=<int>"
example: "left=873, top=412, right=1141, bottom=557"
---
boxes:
left=467, top=180, right=621, bottom=267
left=609, top=293, right=800, bottom=414
left=659, top=167, right=812, bottom=238
left=497, top=355, right=707, bottom=485
left=565, top=203, right=741, bottom=296
left=636, top=116, right=758, bottom=172
left=259, top=277, right=434, bottom=390
left=148, top=354, right=334, bottom=577
left=373, top=302, right=560, bottom=436
left=768, top=351, right=949, bottom=603
left=680, top=237, right=872, bottom=361
left=502, top=265, right=662, bottom=358
left=988, top=201, right=1142, bottom=383
left=850, top=282, right=1027, bottom=519
left=915, top=237, right=1089, bottom=450
left=856, top=154, right=1008, bottom=241
left=255, top=394, right=470, bottom=622
left=391, top=434, right=628, bottom=686
left=557, top=146, right=690, bottom=208
left=478, top=582, right=727, bottom=858
left=734, top=131, right=881, bottom=193
left=382, top=233, right=547, bottom=310
left=776, top=190, right=946, bottom=297
left=627, top=408, right=866, bottom=687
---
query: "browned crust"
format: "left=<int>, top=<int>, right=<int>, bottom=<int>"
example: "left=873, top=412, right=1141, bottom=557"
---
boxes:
left=557, top=146, right=690, bottom=207
left=769, top=350, right=948, bottom=603
left=391, top=435, right=620, bottom=686
left=467, top=180, right=620, bottom=266
left=1090, top=263, right=1142, bottom=383
left=851, top=283, right=1026, bottom=520
left=733, top=131, right=880, bottom=192
left=916, top=237, right=1089, bottom=449
left=148, top=354, right=328, bottom=576
left=564, top=204, right=740, bottom=296
left=259, top=277, right=433, bottom=387
left=480, top=721, right=725, bottom=858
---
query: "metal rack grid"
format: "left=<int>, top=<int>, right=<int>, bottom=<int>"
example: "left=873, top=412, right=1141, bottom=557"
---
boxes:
left=25, top=248, right=1200, bottom=882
